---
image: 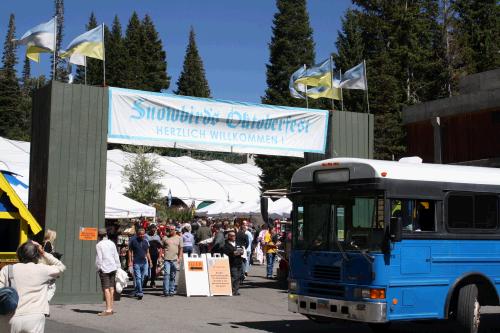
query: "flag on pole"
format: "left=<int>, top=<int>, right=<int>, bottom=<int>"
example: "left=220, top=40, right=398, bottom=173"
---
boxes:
left=339, top=62, right=367, bottom=90
left=289, top=66, right=307, bottom=99
left=14, top=17, right=56, bottom=62
left=60, top=25, right=104, bottom=60
left=69, top=53, right=86, bottom=66
left=291, top=58, right=341, bottom=100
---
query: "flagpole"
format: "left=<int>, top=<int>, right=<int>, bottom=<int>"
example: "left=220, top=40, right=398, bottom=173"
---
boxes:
left=363, top=59, right=370, bottom=114
left=304, top=64, right=309, bottom=109
left=329, top=55, right=335, bottom=111
left=53, top=15, right=57, bottom=80
left=340, top=68, right=344, bottom=111
left=102, top=23, right=106, bottom=86
left=84, top=56, right=87, bottom=85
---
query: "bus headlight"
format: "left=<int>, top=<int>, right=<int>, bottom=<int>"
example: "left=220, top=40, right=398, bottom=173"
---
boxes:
left=369, top=288, right=386, bottom=299
left=288, top=280, right=297, bottom=291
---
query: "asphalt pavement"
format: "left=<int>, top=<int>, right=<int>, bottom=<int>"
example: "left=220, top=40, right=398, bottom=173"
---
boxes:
left=46, top=265, right=500, bottom=333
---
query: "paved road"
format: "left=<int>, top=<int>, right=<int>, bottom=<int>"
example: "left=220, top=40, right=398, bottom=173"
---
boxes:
left=47, top=265, right=500, bottom=333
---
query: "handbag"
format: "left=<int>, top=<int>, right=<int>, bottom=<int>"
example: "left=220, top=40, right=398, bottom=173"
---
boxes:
left=0, top=265, right=19, bottom=315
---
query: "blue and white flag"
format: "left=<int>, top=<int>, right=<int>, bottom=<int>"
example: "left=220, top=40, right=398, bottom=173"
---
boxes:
left=339, top=62, right=367, bottom=90
left=289, top=66, right=306, bottom=99
left=15, top=17, right=56, bottom=62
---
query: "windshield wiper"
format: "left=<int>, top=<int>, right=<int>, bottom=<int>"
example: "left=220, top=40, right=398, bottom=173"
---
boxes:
left=349, top=240, right=374, bottom=264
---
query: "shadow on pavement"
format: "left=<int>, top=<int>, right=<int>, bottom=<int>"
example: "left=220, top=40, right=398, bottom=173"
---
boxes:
left=232, top=318, right=500, bottom=333
left=240, top=279, right=287, bottom=290
left=71, top=309, right=102, bottom=314
left=231, top=319, right=361, bottom=333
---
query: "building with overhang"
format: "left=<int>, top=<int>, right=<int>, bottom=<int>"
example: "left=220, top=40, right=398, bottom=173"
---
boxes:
left=403, top=68, right=500, bottom=166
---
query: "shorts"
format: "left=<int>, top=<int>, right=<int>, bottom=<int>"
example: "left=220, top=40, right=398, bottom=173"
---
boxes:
left=99, top=270, right=117, bottom=290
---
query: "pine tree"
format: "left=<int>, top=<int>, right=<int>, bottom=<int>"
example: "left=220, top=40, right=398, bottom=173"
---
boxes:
left=21, top=57, right=31, bottom=95
left=52, top=0, right=68, bottom=82
left=73, top=12, right=103, bottom=85
left=0, top=14, right=21, bottom=139
left=106, top=15, right=128, bottom=87
left=452, top=0, right=500, bottom=74
left=255, top=0, right=316, bottom=191
left=350, top=1, right=407, bottom=160
left=175, top=27, right=210, bottom=97
left=332, top=9, right=365, bottom=112
left=123, top=12, right=144, bottom=89
left=141, top=14, right=170, bottom=92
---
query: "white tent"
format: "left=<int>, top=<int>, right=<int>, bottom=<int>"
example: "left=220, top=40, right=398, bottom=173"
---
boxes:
left=104, top=190, right=156, bottom=218
left=196, top=200, right=231, bottom=216
left=106, top=150, right=261, bottom=206
left=0, top=136, right=264, bottom=218
left=234, top=200, right=261, bottom=216
left=268, top=197, right=293, bottom=219
left=220, top=201, right=245, bottom=216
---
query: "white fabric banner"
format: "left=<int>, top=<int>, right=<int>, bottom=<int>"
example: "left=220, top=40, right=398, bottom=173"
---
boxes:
left=108, top=87, right=328, bottom=157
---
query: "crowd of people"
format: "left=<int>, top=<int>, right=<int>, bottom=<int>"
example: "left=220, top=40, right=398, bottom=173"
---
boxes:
left=116, top=218, right=286, bottom=299
left=0, top=218, right=287, bottom=332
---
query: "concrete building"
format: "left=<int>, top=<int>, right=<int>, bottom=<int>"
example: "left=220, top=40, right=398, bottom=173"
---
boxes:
left=403, top=68, right=500, bottom=166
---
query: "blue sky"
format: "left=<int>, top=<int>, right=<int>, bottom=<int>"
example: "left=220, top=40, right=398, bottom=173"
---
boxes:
left=0, top=1, right=352, bottom=103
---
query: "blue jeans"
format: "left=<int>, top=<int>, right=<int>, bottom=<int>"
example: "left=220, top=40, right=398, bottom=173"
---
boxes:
left=183, top=246, right=193, bottom=257
left=266, top=253, right=276, bottom=277
left=133, top=262, right=148, bottom=296
left=163, top=260, right=177, bottom=295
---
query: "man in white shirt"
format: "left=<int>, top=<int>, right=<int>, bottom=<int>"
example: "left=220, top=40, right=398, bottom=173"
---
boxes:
left=95, top=228, right=120, bottom=316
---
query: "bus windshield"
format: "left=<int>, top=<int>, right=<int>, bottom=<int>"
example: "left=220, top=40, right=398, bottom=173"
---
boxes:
left=293, top=192, right=385, bottom=252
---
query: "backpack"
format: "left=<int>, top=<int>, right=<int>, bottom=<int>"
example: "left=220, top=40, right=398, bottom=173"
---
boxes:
left=0, top=265, right=19, bottom=315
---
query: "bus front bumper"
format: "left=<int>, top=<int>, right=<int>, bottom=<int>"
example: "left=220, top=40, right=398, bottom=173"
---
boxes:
left=288, top=294, right=387, bottom=323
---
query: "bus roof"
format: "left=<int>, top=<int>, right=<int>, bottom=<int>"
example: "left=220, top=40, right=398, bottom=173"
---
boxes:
left=291, top=158, right=500, bottom=186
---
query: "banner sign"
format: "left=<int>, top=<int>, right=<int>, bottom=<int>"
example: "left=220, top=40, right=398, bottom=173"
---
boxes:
left=79, top=227, right=97, bottom=241
left=108, top=87, right=328, bottom=157
left=207, top=254, right=232, bottom=296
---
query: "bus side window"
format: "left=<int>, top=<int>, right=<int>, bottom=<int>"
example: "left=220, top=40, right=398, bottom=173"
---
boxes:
left=416, top=200, right=436, bottom=231
left=390, top=199, right=436, bottom=232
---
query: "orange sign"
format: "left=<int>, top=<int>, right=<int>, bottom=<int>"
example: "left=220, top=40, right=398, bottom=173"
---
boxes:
left=79, top=227, right=98, bottom=241
left=188, top=260, right=204, bottom=271
left=207, top=257, right=232, bottom=296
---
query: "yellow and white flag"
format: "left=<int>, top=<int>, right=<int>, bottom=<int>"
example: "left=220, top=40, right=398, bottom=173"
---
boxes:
left=60, top=25, right=104, bottom=61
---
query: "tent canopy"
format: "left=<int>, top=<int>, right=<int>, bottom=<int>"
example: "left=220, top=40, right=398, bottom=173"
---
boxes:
left=269, top=197, right=292, bottom=219
left=105, top=189, right=155, bottom=219
left=0, top=136, right=262, bottom=219
left=106, top=150, right=261, bottom=205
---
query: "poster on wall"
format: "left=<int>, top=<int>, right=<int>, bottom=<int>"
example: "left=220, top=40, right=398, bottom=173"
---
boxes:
left=108, top=87, right=328, bottom=157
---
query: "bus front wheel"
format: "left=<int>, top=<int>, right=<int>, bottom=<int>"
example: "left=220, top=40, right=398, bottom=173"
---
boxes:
left=457, top=284, right=480, bottom=333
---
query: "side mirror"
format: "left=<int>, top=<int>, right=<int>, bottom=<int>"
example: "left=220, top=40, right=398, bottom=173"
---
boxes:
left=389, top=217, right=402, bottom=242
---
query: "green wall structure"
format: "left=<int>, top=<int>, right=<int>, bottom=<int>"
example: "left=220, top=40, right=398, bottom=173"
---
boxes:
left=30, top=81, right=108, bottom=304
left=306, top=110, right=374, bottom=163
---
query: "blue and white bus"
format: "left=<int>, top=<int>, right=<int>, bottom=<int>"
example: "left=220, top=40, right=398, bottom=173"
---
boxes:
left=287, top=158, right=500, bottom=333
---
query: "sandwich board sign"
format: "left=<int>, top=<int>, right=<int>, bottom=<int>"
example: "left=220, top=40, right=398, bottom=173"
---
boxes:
left=206, top=253, right=232, bottom=296
left=177, top=254, right=210, bottom=297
